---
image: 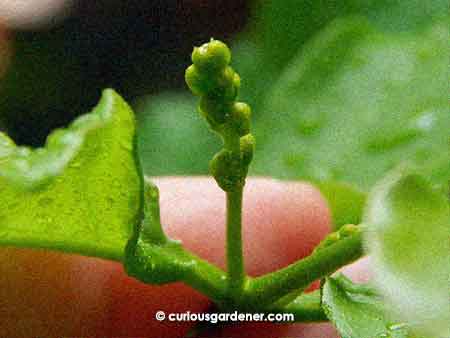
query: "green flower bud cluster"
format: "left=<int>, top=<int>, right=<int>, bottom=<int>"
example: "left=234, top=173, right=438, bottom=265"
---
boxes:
left=314, top=224, right=360, bottom=253
left=185, top=39, right=255, bottom=192
left=185, top=39, right=242, bottom=126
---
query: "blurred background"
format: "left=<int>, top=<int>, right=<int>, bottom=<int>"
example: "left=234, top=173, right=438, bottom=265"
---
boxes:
left=0, top=0, right=250, bottom=145
left=0, top=0, right=448, bottom=226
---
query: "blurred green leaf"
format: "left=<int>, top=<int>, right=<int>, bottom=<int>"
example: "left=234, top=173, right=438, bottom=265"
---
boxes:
left=136, top=92, right=220, bottom=176
left=233, top=0, right=448, bottom=111
left=0, top=90, right=142, bottom=261
left=363, top=169, right=450, bottom=337
left=323, top=274, right=422, bottom=338
left=255, top=0, right=447, bottom=71
left=252, top=18, right=449, bottom=192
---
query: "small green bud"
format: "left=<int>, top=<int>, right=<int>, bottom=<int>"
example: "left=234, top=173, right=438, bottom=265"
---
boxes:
left=240, top=134, right=255, bottom=167
left=327, top=232, right=341, bottom=243
left=315, top=231, right=340, bottom=252
left=186, top=64, right=238, bottom=101
left=206, top=66, right=238, bottom=102
left=210, top=149, right=243, bottom=192
left=340, top=224, right=359, bottom=237
left=231, top=102, right=251, bottom=136
left=315, top=225, right=360, bottom=253
left=184, top=65, right=218, bottom=96
left=192, top=39, right=231, bottom=72
left=185, top=65, right=204, bottom=96
left=233, top=73, right=241, bottom=91
left=223, top=67, right=239, bottom=101
left=199, top=96, right=231, bottom=125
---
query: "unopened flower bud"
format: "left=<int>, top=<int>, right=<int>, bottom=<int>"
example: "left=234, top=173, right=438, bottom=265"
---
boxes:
left=233, top=73, right=241, bottom=91
left=207, top=66, right=238, bottom=102
left=210, top=149, right=243, bottom=191
left=192, top=39, right=231, bottom=72
left=185, top=65, right=204, bottom=96
left=231, top=102, right=251, bottom=136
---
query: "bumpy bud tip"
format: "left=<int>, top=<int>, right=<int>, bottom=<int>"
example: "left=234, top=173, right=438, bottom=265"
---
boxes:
left=192, top=39, right=231, bottom=72
left=240, top=133, right=255, bottom=166
left=232, top=102, right=251, bottom=136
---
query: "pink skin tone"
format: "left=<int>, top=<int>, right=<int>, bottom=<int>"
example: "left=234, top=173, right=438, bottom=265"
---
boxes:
left=0, top=177, right=370, bottom=337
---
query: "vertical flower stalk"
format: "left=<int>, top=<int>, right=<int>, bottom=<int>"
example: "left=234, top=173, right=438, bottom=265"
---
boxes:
left=185, top=39, right=255, bottom=303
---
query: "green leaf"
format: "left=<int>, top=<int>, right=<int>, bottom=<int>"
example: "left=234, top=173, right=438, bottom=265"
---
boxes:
left=252, top=18, right=449, bottom=199
left=322, top=274, right=420, bottom=338
left=315, top=181, right=366, bottom=229
left=273, top=290, right=328, bottom=322
left=135, top=92, right=220, bottom=176
left=0, top=89, right=142, bottom=261
left=363, top=168, right=450, bottom=337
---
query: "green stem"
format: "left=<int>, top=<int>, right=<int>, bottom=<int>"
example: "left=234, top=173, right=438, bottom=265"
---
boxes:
left=222, top=126, right=246, bottom=301
left=222, top=127, right=240, bottom=152
left=272, top=290, right=328, bottom=322
left=245, top=232, right=364, bottom=308
left=226, top=187, right=245, bottom=298
left=269, top=286, right=307, bottom=309
left=181, top=249, right=229, bottom=304
left=126, top=239, right=229, bottom=305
